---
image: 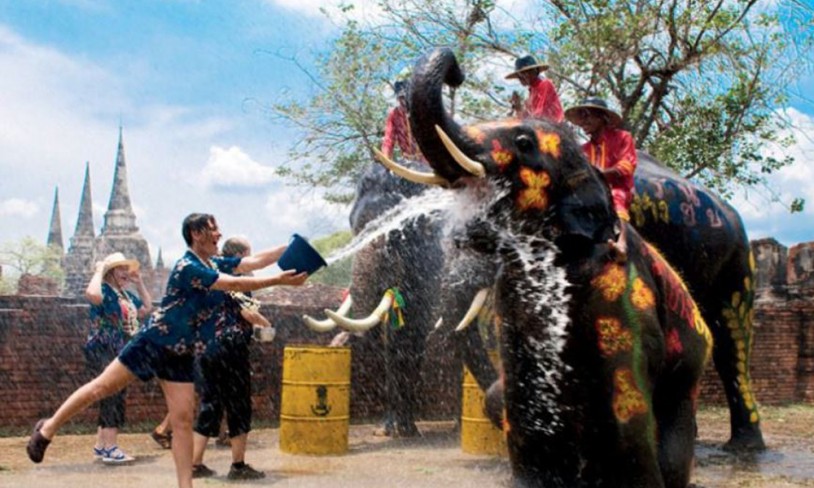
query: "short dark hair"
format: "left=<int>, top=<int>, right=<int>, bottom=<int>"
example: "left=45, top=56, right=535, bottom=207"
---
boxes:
left=221, top=236, right=250, bottom=258
left=182, top=213, right=215, bottom=246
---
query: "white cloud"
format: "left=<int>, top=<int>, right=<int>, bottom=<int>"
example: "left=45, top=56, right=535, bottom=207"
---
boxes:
left=0, top=198, right=38, bottom=218
left=200, top=145, right=278, bottom=189
left=732, top=108, right=814, bottom=246
left=262, top=188, right=349, bottom=238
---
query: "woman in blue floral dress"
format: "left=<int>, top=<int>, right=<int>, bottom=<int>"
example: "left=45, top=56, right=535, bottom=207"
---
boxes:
left=28, top=213, right=309, bottom=488
left=84, top=252, right=152, bottom=464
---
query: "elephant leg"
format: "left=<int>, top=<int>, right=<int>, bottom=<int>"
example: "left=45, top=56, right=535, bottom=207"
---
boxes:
left=707, top=248, right=766, bottom=451
left=709, top=318, right=765, bottom=451
left=385, top=321, right=424, bottom=436
left=655, top=389, right=698, bottom=488
left=705, top=268, right=765, bottom=451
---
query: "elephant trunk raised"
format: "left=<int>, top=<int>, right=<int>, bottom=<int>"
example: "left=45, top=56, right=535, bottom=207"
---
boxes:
left=409, top=48, right=481, bottom=183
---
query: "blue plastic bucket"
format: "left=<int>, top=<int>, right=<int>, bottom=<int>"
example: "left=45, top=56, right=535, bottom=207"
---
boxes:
left=278, top=234, right=328, bottom=274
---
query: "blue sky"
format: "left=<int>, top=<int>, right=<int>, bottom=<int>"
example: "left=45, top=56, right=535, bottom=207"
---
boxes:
left=0, top=0, right=812, bottom=270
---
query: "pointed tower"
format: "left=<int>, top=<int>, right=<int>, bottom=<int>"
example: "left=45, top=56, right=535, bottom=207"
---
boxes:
left=150, top=247, right=170, bottom=299
left=95, top=126, right=153, bottom=286
left=63, top=163, right=97, bottom=296
left=46, top=186, right=64, bottom=252
left=101, top=126, right=138, bottom=236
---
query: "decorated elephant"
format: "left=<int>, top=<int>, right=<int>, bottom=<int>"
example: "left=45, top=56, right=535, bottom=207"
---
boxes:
left=394, top=47, right=765, bottom=454
left=382, top=46, right=762, bottom=486
left=331, top=161, right=445, bottom=437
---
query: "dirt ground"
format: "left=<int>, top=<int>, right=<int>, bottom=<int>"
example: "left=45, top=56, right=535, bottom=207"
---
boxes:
left=1, top=405, right=812, bottom=487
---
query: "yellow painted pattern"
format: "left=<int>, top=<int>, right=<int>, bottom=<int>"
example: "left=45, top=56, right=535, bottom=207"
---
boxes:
left=629, top=193, right=670, bottom=227
left=536, top=130, right=561, bottom=159
left=630, top=277, right=655, bottom=310
left=595, top=317, right=634, bottom=357
left=721, top=250, right=760, bottom=423
left=612, top=368, right=649, bottom=423
left=491, top=139, right=514, bottom=170
left=591, top=263, right=627, bottom=302
left=516, top=167, right=551, bottom=211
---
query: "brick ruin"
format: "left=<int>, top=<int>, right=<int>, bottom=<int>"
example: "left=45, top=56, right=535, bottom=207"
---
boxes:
left=0, top=238, right=813, bottom=429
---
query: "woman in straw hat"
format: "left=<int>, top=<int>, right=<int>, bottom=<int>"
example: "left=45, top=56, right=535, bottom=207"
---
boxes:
left=84, top=252, right=152, bottom=464
left=507, top=54, right=564, bottom=122
left=27, top=213, right=309, bottom=488
left=565, top=97, right=638, bottom=260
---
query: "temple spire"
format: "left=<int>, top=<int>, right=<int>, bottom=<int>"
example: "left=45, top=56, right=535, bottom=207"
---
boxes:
left=74, top=162, right=95, bottom=239
left=101, top=126, right=138, bottom=235
left=64, top=162, right=97, bottom=297
left=156, top=248, right=165, bottom=269
left=46, top=186, right=64, bottom=252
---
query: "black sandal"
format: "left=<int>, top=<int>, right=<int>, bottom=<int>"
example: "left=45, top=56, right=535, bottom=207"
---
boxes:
left=27, top=419, right=51, bottom=463
left=150, top=429, right=172, bottom=449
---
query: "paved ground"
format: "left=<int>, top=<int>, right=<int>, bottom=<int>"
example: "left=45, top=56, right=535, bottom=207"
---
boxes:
left=1, top=406, right=813, bottom=487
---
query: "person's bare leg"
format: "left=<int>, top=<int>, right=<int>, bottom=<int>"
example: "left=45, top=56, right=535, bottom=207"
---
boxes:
left=100, top=427, right=118, bottom=448
left=40, top=360, right=135, bottom=440
left=230, top=433, right=248, bottom=463
left=192, top=431, right=209, bottom=465
left=161, top=380, right=196, bottom=488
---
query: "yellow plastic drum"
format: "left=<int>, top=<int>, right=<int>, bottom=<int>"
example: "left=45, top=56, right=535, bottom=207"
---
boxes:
left=460, top=365, right=508, bottom=456
left=280, top=345, right=351, bottom=455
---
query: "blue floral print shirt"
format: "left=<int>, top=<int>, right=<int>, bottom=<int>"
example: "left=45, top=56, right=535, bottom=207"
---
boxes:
left=137, top=250, right=239, bottom=356
left=86, top=282, right=144, bottom=352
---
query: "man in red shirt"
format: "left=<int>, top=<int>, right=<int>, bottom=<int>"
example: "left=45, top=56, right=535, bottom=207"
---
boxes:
left=506, top=55, right=564, bottom=123
left=565, top=97, right=638, bottom=260
left=381, top=80, right=423, bottom=162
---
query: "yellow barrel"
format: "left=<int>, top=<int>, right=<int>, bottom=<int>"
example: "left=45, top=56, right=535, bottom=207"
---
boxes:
left=280, top=345, right=351, bottom=455
left=460, top=365, right=508, bottom=456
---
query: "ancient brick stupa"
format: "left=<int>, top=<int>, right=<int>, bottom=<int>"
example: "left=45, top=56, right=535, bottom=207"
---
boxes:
left=60, top=127, right=155, bottom=297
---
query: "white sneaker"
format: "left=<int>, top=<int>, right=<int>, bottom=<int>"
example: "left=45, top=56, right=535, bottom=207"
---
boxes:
left=101, top=445, right=135, bottom=464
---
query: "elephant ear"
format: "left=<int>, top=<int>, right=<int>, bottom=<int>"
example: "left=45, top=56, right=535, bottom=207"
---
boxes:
left=553, top=166, right=618, bottom=254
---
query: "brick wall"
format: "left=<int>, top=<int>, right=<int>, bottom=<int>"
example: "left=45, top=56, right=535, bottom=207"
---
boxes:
left=0, top=286, right=462, bottom=429
left=3, top=238, right=814, bottom=429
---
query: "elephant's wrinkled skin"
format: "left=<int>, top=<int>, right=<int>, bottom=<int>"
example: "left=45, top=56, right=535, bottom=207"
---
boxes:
left=347, top=162, right=445, bottom=436
left=405, top=47, right=755, bottom=487
left=409, top=48, right=764, bottom=453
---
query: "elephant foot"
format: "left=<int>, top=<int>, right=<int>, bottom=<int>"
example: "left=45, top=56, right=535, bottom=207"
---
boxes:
left=722, top=434, right=766, bottom=453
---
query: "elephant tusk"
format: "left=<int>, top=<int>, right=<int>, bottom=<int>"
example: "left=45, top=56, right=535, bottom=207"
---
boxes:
left=324, top=292, right=395, bottom=332
left=435, top=125, right=486, bottom=178
left=455, top=288, right=490, bottom=332
left=302, top=294, right=354, bottom=332
left=373, top=148, right=450, bottom=187
left=434, top=317, right=443, bottom=330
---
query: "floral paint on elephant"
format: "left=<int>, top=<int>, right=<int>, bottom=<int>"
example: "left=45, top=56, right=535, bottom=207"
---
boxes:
left=517, top=168, right=551, bottom=211
left=722, top=250, right=760, bottom=424
left=592, top=263, right=658, bottom=426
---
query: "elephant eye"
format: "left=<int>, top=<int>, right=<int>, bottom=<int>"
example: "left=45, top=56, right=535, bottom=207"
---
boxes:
left=515, top=134, right=534, bottom=153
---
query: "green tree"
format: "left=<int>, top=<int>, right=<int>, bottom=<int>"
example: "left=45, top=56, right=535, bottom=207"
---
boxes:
left=544, top=0, right=812, bottom=206
left=309, top=230, right=354, bottom=286
left=266, top=0, right=812, bottom=211
left=0, top=237, right=65, bottom=293
left=266, top=0, right=513, bottom=204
